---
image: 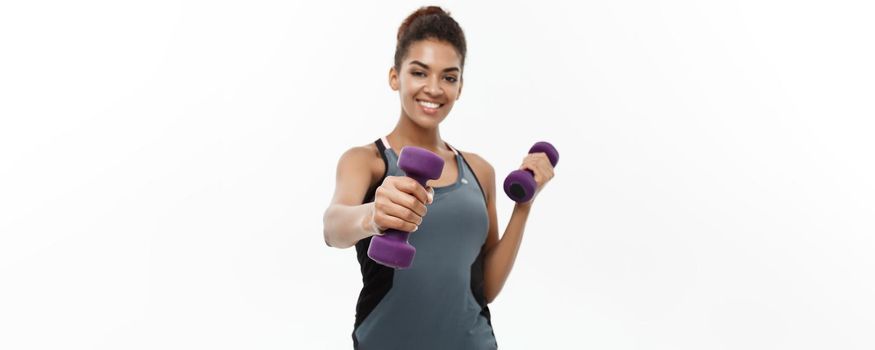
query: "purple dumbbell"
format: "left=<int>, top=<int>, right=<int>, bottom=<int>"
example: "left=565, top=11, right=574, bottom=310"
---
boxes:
left=367, top=146, right=444, bottom=269
left=503, top=141, right=559, bottom=203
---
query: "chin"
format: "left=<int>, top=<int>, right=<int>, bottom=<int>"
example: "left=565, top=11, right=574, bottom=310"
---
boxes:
left=405, top=107, right=448, bottom=128
left=411, top=116, right=442, bottom=129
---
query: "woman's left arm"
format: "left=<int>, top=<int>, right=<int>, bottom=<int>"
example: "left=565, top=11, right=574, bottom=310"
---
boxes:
left=466, top=152, right=555, bottom=304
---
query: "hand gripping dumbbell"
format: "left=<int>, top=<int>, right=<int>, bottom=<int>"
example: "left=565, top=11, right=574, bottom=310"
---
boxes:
left=503, top=142, right=559, bottom=203
left=368, top=146, right=445, bottom=269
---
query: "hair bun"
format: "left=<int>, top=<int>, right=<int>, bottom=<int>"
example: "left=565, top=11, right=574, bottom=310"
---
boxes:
left=397, top=6, right=450, bottom=41
left=393, top=6, right=466, bottom=71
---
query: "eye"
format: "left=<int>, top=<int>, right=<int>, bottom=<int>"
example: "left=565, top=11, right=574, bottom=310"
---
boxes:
left=444, top=76, right=458, bottom=83
left=411, top=71, right=426, bottom=77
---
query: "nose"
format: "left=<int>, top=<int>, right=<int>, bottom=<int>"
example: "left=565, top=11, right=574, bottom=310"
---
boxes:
left=423, top=76, right=444, bottom=97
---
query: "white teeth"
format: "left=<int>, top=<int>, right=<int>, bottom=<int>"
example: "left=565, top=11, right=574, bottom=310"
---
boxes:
left=418, top=100, right=441, bottom=109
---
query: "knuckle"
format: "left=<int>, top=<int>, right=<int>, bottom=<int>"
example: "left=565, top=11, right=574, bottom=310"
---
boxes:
left=403, top=177, right=416, bottom=188
left=376, top=187, right=389, bottom=198
left=387, top=177, right=402, bottom=187
left=386, top=217, right=400, bottom=230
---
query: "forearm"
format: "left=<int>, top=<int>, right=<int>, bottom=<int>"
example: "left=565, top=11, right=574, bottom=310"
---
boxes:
left=483, top=203, right=532, bottom=303
left=323, top=202, right=379, bottom=248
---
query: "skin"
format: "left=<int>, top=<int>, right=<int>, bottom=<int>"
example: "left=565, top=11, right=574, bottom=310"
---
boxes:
left=323, top=38, right=555, bottom=304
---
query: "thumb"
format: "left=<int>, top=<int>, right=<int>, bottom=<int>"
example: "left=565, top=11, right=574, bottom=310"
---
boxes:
left=426, top=186, right=434, bottom=204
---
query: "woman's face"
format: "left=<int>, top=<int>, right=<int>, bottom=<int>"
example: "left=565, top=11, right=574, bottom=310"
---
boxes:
left=390, top=39, right=463, bottom=129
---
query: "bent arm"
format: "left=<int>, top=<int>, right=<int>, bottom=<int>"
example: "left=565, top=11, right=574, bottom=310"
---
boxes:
left=483, top=202, right=531, bottom=303
left=464, top=152, right=536, bottom=304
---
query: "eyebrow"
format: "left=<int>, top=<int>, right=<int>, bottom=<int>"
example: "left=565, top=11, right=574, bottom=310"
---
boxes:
left=410, top=60, right=460, bottom=73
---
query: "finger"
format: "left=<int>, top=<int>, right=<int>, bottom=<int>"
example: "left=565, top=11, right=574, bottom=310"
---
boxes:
left=538, top=160, right=553, bottom=187
left=375, top=200, right=423, bottom=228
left=373, top=212, right=419, bottom=233
left=533, top=156, right=552, bottom=176
left=533, top=152, right=550, bottom=162
left=398, top=177, right=430, bottom=205
left=542, top=160, right=555, bottom=179
left=537, top=158, right=555, bottom=182
left=426, top=186, right=434, bottom=204
left=536, top=153, right=555, bottom=175
left=530, top=152, right=552, bottom=166
left=540, top=153, right=554, bottom=176
left=387, top=189, right=428, bottom=218
left=525, top=158, right=549, bottom=184
left=519, top=153, right=544, bottom=170
left=519, top=156, right=534, bottom=171
left=534, top=162, right=551, bottom=185
left=519, top=157, right=538, bottom=173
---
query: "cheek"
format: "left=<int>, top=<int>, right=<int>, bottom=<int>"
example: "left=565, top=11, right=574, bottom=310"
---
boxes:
left=398, top=80, right=418, bottom=97
left=447, top=87, right=461, bottom=100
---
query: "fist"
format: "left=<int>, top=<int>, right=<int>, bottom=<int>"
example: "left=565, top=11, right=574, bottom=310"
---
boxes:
left=372, top=176, right=434, bottom=233
left=518, top=152, right=555, bottom=202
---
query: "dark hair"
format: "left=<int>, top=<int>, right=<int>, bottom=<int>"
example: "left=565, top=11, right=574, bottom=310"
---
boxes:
left=394, top=6, right=467, bottom=73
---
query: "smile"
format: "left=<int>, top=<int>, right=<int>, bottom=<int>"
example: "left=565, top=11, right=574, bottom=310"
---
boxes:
left=417, top=99, right=443, bottom=109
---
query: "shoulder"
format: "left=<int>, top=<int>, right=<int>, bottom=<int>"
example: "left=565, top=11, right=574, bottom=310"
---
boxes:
left=459, top=151, right=495, bottom=178
left=337, top=143, right=378, bottom=167
left=339, top=142, right=380, bottom=161
left=336, top=142, right=385, bottom=184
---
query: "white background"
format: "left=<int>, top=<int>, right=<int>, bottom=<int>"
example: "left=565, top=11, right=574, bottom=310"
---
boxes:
left=2, top=0, right=874, bottom=349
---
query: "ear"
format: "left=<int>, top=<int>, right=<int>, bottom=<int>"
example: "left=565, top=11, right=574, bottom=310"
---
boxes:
left=389, top=66, right=400, bottom=91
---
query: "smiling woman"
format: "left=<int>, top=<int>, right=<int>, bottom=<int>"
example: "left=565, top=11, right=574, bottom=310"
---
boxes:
left=389, top=5, right=465, bottom=129
left=322, top=6, right=556, bottom=350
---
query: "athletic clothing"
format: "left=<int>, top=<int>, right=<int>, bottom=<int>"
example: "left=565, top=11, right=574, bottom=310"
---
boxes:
left=352, top=137, right=497, bottom=349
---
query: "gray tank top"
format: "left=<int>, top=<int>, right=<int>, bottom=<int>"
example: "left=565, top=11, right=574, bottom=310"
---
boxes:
left=352, top=137, right=497, bottom=349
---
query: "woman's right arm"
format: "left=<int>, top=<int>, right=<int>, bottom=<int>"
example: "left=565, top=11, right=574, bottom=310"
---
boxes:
left=323, top=146, right=432, bottom=249
left=323, top=147, right=380, bottom=248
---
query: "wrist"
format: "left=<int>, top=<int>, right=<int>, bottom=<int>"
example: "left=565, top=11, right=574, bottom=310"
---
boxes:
left=514, top=201, right=533, bottom=211
left=362, top=203, right=384, bottom=237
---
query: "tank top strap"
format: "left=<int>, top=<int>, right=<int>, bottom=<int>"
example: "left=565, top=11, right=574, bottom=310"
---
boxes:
left=449, top=143, right=487, bottom=202
left=444, top=142, right=460, bottom=155
left=378, top=137, right=480, bottom=199
left=375, top=137, right=400, bottom=176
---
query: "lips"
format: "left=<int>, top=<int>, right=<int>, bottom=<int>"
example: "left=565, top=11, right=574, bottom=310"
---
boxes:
left=416, top=99, right=443, bottom=109
left=415, top=98, right=444, bottom=116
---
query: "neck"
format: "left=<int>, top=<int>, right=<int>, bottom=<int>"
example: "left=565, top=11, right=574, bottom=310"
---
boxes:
left=388, top=113, right=446, bottom=154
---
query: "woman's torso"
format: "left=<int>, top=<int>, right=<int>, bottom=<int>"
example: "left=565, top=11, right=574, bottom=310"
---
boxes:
left=352, top=137, right=497, bottom=350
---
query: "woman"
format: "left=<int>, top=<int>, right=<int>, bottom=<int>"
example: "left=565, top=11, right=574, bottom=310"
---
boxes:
left=322, top=6, right=556, bottom=349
